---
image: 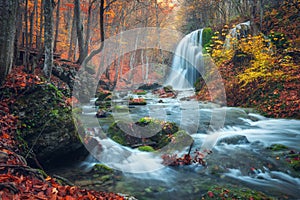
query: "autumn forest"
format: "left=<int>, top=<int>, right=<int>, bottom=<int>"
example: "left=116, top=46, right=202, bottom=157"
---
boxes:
left=0, top=0, right=299, bottom=199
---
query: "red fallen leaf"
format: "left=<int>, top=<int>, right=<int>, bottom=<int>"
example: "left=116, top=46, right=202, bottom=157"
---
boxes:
left=19, top=83, right=26, bottom=87
left=2, top=133, right=10, bottom=139
left=207, top=191, right=214, bottom=198
left=65, top=195, right=77, bottom=200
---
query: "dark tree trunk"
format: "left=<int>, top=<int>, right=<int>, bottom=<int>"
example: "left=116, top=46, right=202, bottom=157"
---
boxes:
left=24, top=0, right=30, bottom=69
left=74, top=0, right=86, bottom=64
left=0, top=0, right=18, bottom=85
left=37, top=0, right=44, bottom=50
left=43, top=0, right=54, bottom=78
left=83, top=0, right=105, bottom=67
left=250, top=0, right=259, bottom=35
left=54, top=0, right=61, bottom=52
left=68, top=12, right=76, bottom=61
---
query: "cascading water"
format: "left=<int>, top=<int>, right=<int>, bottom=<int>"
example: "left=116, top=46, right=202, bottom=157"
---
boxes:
left=166, top=29, right=204, bottom=89
left=224, top=21, right=250, bottom=48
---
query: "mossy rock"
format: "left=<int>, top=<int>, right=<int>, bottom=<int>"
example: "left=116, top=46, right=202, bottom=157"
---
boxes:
left=95, top=100, right=111, bottom=108
left=92, top=164, right=113, bottom=174
left=203, top=185, right=274, bottom=199
left=108, top=117, right=181, bottom=150
left=291, top=160, right=300, bottom=171
left=96, top=90, right=112, bottom=101
left=9, top=84, right=87, bottom=165
left=133, top=90, right=147, bottom=95
left=129, top=98, right=147, bottom=105
left=267, top=144, right=288, bottom=151
left=163, top=85, right=174, bottom=93
left=138, top=146, right=155, bottom=152
left=112, top=105, right=129, bottom=112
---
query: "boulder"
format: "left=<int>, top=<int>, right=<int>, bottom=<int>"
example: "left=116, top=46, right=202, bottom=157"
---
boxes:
left=152, top=85, right=178, bottom=98
left=217, top=135, right=250, bottom=145
left=137, top=83, right=162, bottom=90
left=107, top=117, right=183, bottom=150
left=10, top=84, right=87, bottom=166
left=96, top=109, right=107, bottom=118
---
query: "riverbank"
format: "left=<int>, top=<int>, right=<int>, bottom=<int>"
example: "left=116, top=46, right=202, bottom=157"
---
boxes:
left=0, top=66, right=125, bottom=199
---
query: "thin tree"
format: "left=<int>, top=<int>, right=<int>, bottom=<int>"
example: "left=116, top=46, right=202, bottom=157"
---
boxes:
left=0, top=0, right=18, bottom=86
left=43, top=0, right=54, bottom=78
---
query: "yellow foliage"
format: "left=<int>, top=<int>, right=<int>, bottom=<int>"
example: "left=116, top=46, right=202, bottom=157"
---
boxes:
left=237, top=35, right=278, bottom=86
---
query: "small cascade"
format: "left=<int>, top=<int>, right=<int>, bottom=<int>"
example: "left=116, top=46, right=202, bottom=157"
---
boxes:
left=224, top=21, right=250, bottom=48
left=166, top=29, right=204, bottom=89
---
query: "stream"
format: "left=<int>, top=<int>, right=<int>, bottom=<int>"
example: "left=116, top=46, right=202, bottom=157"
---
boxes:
left=49, top=90, right=300, bottom=199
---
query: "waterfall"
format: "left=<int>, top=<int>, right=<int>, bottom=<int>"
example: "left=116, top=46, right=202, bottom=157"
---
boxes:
left=166, top=29, right=204, bottom=90
left=224, top=21, right=250, bottom=48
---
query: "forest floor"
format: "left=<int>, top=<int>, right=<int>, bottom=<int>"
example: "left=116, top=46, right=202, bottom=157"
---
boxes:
left=0, top=67, right=125, bottom=199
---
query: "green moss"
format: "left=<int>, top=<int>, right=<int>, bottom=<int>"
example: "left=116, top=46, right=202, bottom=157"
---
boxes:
left=291, top=160, right=300, bottom=171
left=96, top=91, right=112, bottom=101
left=112, top=135, right=126, bottom=145
left=137, top=117, right=155, bottom=124
left=267, top=144, right=288, bottom=151
left=72, top=107, right=83, bottom=114
left=92, top=164, right=113, bottom=174
left=133, top=90, right=147, bottom=95
left=163, top=85, right=173, bottom=92
left=202, top=28, right=213, bottom=49
left=204, top=185, right=274, bottom=199
left=37, top=169, right=49, bottom=178
left=113, top=105, right=129, bottom=112
left=138, top=146, right=155, bottom=152
left=108, top=118, right=181, bottom=150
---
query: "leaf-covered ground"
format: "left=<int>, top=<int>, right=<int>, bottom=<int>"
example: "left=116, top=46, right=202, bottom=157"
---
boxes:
left=0, top=67, right=124, bottom=199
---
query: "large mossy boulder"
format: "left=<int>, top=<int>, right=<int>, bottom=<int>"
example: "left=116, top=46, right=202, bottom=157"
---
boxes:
left=107, top=117, right=192, bottom=151
left=95, top=90, right=112, bottom=109
left=10, top=84, right=87, bottom=166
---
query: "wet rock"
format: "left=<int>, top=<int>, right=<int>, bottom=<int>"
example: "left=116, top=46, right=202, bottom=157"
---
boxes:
left=10, top=84, right=88, bottom=166
left=267, top=144, right=288, bottom=151
left=96, top=109, right=107, bottom=118
left=118, top=193, right=138, bottom=200
left=180, top=96, right=191, bottom=101
left=217, top=135, right=250, bottom=145
left=152, top=85, right=178, bottom=98
left=95, top=90, right=112, bottom=101
left=132, top=89, right=147, bottom=95
left=72, top=70, right=97, bottom=103
left=129, top=98, right=147, bottom=105
left=138, top=83, right=162, bottom=90
left=107, top=117, right=183, bottom=150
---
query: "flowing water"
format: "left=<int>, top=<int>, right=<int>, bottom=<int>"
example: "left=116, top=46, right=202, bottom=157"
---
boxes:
left=52, top=27, right=299, bottom=199
left=166, top=29, right=204, bottom=89
left=51, top=91, right=300, bottom=199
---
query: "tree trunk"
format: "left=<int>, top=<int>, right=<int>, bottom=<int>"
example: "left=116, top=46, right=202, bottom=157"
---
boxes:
left=43, top=0, right=54, bottom=78
left=24, top=0, right=30, bottom=69
left=14, top=4, right=23, bottom=66
left=54, top=0, right=61, bottom=52
left=37, top=0, right=44, bottom=50
left=29, top=10, right=34, bottom=48
left=83, top=0, right=105, bottom=67
left=68, top=13, right=76, bottom=61
left=74, top=0, right=86, bottom=64
left=250, top=0, right=259, bottom=35
left=0, top=0, right=18, bottom=86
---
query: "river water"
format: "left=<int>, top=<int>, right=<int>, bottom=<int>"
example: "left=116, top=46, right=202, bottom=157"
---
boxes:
left=51, top=90, right=300, bottom=199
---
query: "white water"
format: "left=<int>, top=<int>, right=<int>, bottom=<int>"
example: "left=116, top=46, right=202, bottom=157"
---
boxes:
left=225, top=169, right=300, bottom=197
left=224, top=21, right=250, bottom=48
left=77, top=91, right=300, bottom=198
left=166, top=29, right=204, bottom=89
